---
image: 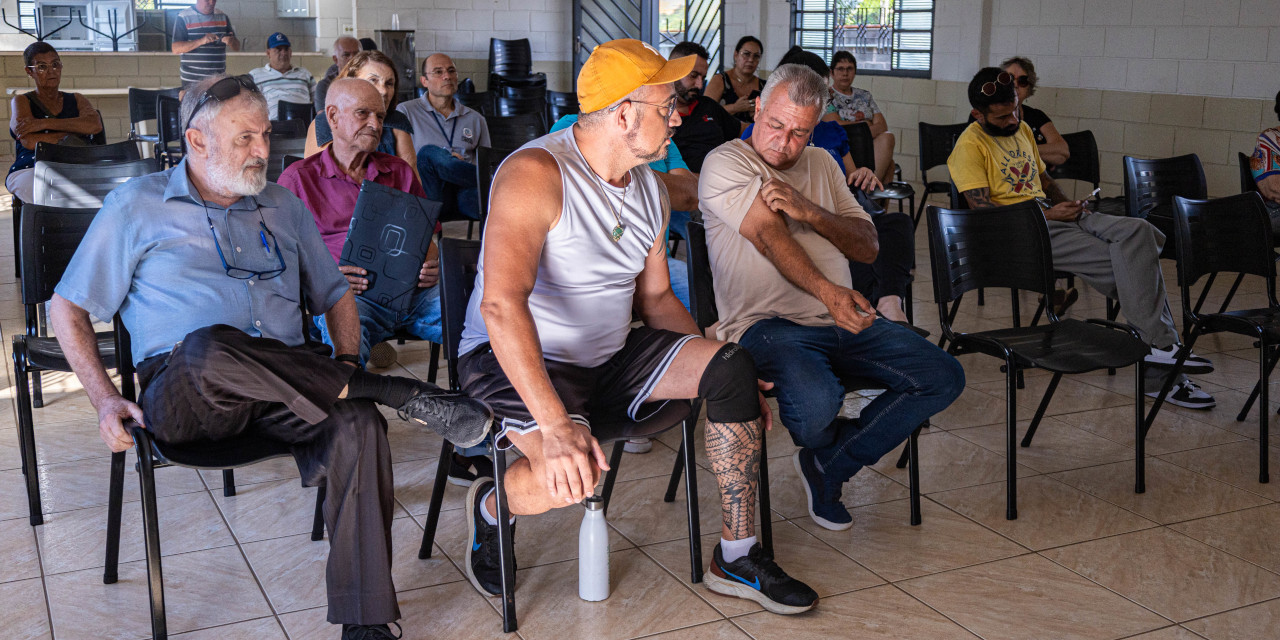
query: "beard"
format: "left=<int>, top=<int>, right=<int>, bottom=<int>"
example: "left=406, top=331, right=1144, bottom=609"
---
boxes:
left=676, top=85, right=701, bottom=103
left=207, top=140, right=268, bottom=197
left=626, top=122, right=670, bottom=163
left=981, top=120, right=1020, bottom=137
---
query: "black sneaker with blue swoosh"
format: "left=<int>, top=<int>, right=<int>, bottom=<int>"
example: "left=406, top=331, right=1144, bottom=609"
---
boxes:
left=706, top=542, right=818, bottom=614
left=464, top=478, right=515, bottom=597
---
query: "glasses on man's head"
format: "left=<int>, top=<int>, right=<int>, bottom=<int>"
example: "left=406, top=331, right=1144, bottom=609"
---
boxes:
left=26, top=61, right=62, bottom=74
left=206, top=208, right=287, bottom=281
left=188, top=75, right=260, bottom=129
left=980, top=71, right=1015, bottom=96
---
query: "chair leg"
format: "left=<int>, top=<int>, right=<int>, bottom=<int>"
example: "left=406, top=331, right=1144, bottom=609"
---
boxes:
left=1005, top=360, right=1019, bottom=521
left=1134, top=363, right=1146, bottom=494
left=1143, top=326, right=1202, bottom=440
left=136, top=438, right=168, bottom=640
left=681, top=416, right=703, bottom=584
left=222, top=469, right=236, bottom=497
left=1107, top=298, right=1122, bottom=376
left=418, top=441, right=455, bottom=559
left=912, top=193, right=926, bottom=228
left=908, top=425, right=922, bottom=526
left=758, top=436, right=772, bottom=558
left=1236, top=345, right=1280, bottom=422
left=311, top=485, right=326, bottom=541
left=663, top=441, right=684, bottom=503
left=427, top=342, right=441, bottom=385
left=600, top=441, right=626, bottom=517
left=493, top=443, right=518, bottom=633
left=31, top=371, right=43, bottom=409
left=104, top=450, right=126, bottom=584
left=977, top=288, right=985, bottom=306
left=1260, top=339, right=1271, bottom=484
left=1020, top=372, right=1061, bottom=448
left=14, top=363, right=42, bottom=526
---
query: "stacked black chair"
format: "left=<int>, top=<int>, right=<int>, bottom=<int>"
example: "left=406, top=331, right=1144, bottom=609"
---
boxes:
left=127, top=87, right=181, bottom=149
left=486, top=113, right=547, bottom=158
left=926, top=201, right=1152, bottom=519
left=843, top=122, right=915, bottom=214
left=156, top=95, right=184, bottom=168
left=277, top=100, right=316, bottom=123
left=34, top=140, right=142, bottom=164
left=546, top=90, right=579, bottom=124
left=915, top=122, right=969, bottom=227
left=267, top=131, right=308, bottom=183
left=1240, top=152, right=1259, bottom=194
left=33, top=158, right=160, bottom=209
left=458, top=90, right=493, bottom=114
left=416, top=238, right=704, bottom=633
left=1165, top=193, right=1279, bottom=485
left=495, top=84, right=548, bottom=127
left=488, top=37, right=547, bottom=93
left=12, top=204, right=121, bottom=526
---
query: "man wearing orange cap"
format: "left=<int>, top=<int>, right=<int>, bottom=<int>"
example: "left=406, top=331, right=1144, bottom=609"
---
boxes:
left=457, top=39, right=818, bottom=614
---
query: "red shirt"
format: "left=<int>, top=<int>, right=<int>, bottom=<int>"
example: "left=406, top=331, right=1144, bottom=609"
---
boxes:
left=278, top=147, right=428, bottom=262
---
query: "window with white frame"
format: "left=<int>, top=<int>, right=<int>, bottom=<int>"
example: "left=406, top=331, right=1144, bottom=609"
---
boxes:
left=791, top=0, right=933, bottom=78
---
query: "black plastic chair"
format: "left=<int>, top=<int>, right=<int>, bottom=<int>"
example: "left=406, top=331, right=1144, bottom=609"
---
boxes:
left=458, top=90, right=493, bottom=114
left=106, top=319, right=326, bottom=640
left=11, top=205, right=120, bottom=526
left=270, top=119, right=309, bottom=139
left=843, top=122, right=915, bottom=215
left=1124, top=153, right=1206, bottom=262
left=488, top=37, right=547, bottom=91
left=494, top=95, right=547, bottom=126
left=1240, top=152, right=1259, bottom=194
left=674, top=217, right=924, bottom=527
left=156, top=95, right=184, bottom=168
left=281, top=154, right=304, bottom=174
left=128, top=87, right=180, bottom=146
left=35, top=140, right=142, bottom=164
left=416, top=238, right=703, bottom=633
left=277, top=100, right=316, bottom=123
left=33, top=158, right=161, bottom=208
left=487, top=113, right=547, bottom=153
left=926, top=201, right=1152, bottom=519
left=267, top=136, right=308, bottom=183
left=1049, top=130, right=1126, bottom=217
left=1165, top=193, right=1279, bottom=484
left=915, top=122, right=969, bottom=227
left=546, top=90, right=579, bottom=124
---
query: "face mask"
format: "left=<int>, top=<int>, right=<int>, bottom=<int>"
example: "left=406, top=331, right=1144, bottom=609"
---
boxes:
left=981, top=119, right=1020, bottom=137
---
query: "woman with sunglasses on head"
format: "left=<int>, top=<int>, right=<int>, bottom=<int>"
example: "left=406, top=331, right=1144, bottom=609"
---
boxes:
left=305, top=51, right=418, bottom=180
left=6, top=42, right=104, bottom=202
left=704, top=36, right=764, bottom=123
left=1001, top=56, right=1069, bottom=167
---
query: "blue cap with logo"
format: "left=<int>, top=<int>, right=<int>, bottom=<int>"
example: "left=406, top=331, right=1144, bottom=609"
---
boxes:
left=267, top=32, right=291, bottom=49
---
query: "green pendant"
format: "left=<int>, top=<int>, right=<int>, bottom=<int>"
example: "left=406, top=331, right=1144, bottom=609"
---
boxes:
left=610, top=223, right=626, bottom=242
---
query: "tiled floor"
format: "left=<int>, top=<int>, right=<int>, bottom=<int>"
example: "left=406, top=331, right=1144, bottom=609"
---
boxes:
left=4, top=197, right=1280, bottom=639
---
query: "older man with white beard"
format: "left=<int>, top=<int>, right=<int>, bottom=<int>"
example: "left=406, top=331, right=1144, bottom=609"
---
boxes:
left=49, top=74, right=492, bottom=640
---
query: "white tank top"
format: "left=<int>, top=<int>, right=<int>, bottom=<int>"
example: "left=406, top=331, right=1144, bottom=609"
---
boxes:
left=459, top=127, right=667, bottom=368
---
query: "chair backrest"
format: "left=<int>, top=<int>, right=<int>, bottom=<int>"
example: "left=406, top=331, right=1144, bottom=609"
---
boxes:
left=683, top=218, right=720, bottom=332
left=282, top=154, right=304, bottom=174
left=1173, top=192, right=1277, bottom=313
left=842, top=122, right=875, bottom=175
left=487, top=113, right=547, bottom=152
left=489, top=37, right=533, bottom=77
left=458, top=90, right=493, bottom=114
left=501, top=83, right=546, bottom=101
left=267, top=137, right=308, bottom=182
left=278, top=100, right=316, bottom=123
left=947, top=180, right=966, bottom=210
left=1239, top=152, right=1259, bottom=194
left=270, top=119, right=309, bottom=139
left=925, top=201, right=1056, bottom=316
left=35, top=140, right=142, bottom=164
left=19, top=203, right=100, bottom=308
left=1123, top=154, right=1206, bottom=221
left=156, top=94, right=184, bottom=160
left=33, top=158, right=160, bottom=208
left=438, top=237, right=484, bottom=391
left=475, top=146, right=501, bottom=232
left=918, top=122, right=969, bottom=180
left=1047, top=130, right=1100, bottom=189
left=546, top=90, right=579, bottom=123
left=128, top=87, right=180, bottom=131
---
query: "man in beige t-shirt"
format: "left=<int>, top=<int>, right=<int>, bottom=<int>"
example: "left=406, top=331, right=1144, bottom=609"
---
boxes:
left=699, top=63, right=964, bottom=532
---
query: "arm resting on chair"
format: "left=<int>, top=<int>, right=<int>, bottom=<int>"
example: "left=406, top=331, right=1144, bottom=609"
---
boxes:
left=50, top=294, right=145, bottom=452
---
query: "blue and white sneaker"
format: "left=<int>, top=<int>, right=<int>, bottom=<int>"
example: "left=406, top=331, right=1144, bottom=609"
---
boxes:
left=793, top=449, right=852, bottom=531
left=706, top=542, right=818, bottom=614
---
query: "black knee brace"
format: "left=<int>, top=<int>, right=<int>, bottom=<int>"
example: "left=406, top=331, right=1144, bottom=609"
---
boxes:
left=698, top=343, right=761, bottom=423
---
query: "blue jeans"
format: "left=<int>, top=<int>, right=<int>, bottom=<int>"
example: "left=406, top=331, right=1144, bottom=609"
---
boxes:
left=668, top=209, right=691, bottom=241
left=417, top=145, right=480, bottom=220
left=315, top=285, right=443, bottom=365
left=668, top=256, right=691, bottom=313
left=739, top=318, right=965, bottom=485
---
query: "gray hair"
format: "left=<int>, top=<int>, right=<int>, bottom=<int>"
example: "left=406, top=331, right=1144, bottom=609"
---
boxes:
left=758, top=63, right=828, bottom=114
left=332, top=36, right=358, bottom=57
left=180, top=74, right=267, bottom=135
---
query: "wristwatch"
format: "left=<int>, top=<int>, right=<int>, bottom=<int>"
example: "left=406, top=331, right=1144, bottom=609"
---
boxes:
left=334, top=354, right=363, bottom=369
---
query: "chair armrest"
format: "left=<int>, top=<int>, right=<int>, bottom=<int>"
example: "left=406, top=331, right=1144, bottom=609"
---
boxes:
left=1085, top=318, right=1142, bottom=341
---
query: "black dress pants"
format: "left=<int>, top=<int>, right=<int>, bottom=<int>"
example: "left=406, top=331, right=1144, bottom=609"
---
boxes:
left=136, top=324, right=400, bottom=626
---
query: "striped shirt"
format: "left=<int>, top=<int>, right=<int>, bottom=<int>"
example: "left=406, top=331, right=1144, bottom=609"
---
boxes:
left=249, top=65, right=315, bottom=120
left=173, top=7, right=235, bottom=86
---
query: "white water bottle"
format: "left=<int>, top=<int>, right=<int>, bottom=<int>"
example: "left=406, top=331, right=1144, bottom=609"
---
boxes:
left=578, top=495, right=610, bottom=601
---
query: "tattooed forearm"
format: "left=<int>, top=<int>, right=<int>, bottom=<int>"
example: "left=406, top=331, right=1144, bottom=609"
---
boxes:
left=1041, top=174, right=1070, bottom=204
left=705, top=420, right=763, bottom=539
left=963, top=187, right=996, bottom=209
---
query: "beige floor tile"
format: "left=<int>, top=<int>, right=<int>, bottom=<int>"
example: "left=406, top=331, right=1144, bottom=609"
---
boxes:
left=971, top=376, right=1135, bottom=419
left=871, top=429, right=1037, bottom=494
left=0, top=469, right=33, bottom=522
left=928, top=387, right=1014, bottom=430
left=23, top=420, right=120, bottom=466
left=1122, top=628, right=1207, bottom=640
left=47, top=546, right=273, bottom=639
left=1182, top=597, right=1280, bottom=640
left=765, top=455, right=910, bottom=520
left=276, top=607, right=337, bottom=640
left=795, top=498, right=1026, bottom=582
left=637, top=620, right=752, bottom=640
left=386, top=418, right=445, bottom=464
left=1169, top=504, right=1280, bottom=574
left=733, top=584, right=979, bottom=639
left=642, top=521, right=883, bottom=617
left=392, top=456, right=465, bottom=518
left=493, top=549, right=720, bottom=640
left=431, top=496, right=635, bottom=570
left=0, top=517, right=42, bottom=583
left=1050, top=458, right=1270, bottom=524
left=1157, top=441, right=1280, bottom=500
left=396, top=580, right=518, bottom=640
left=172, top=617, right=288, bottom=639
left=1043, top=528, right=1280, bottom=622
left=387, top=517, right=467, bottom=592
left=200, top=457, right=302, bottom=490
left=950, top=418, right=1136, bottom=474
left=1162, top=387, right=1280, bottom=439
left=1055, top=406, right=1245, bottom=455
left=36, top=456, right=205, bottom=515
left=0, top=427, right=28, bottom=472
left=900, top=554, right=1168, bottom=640
left=212, top=478, right=333, bottom=543
left=930, top=476, right=1158, bottom=550
left=605, top=467, right=780, bottom=547
left=0, top=578, right=52, bottom=639
left=241, top=533, right=330, bottom=614
left=36, top=490, right=234, bottom=575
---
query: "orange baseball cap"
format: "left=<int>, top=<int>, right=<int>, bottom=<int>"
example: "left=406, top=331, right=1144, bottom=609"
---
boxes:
left=577, top=39, right=697, bottom=113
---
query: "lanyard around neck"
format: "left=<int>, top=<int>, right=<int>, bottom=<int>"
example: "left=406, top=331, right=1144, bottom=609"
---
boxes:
left=429, top=110, right=458, bottom=147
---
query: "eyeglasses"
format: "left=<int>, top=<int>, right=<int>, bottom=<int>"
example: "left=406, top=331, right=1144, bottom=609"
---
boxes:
left=187, top=75, right=260, bottom=129
left=206, top=208, right=287, bottom=281
left=26, top=61, right=63, bottom=74
left=619, top=96, right=679, bottom=120
left=1012, top=74, right=1032, bottom=88
left=980, top=71, right=1014, bottom=96
left=738, top=51, right=761, bottom=61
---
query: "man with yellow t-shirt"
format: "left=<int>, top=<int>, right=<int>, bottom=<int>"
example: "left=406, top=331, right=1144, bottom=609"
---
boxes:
left=947, top=66, right=1215, bottom=410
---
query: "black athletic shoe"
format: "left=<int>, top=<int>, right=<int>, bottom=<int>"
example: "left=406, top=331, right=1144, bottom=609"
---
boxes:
left=341, top=623, right=402, bottom=639
left=465, top=478, right=515, bottom=597
left=448, top=452, right=495, bottom=487
left=706, top=542, right=818, bottom=615
left=397, top=387, right=493, bottom=449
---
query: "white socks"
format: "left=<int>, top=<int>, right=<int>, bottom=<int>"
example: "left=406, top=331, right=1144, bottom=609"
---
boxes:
left=479, top=488, right=516, bottom=525
left=721, top=535, right=757, bottom=563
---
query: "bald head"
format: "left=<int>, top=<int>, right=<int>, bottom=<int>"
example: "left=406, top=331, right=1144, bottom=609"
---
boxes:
left=331, top=36, right=359, bottom=71
left=421, top=53, right=459, bottom=97
left=327, top=77, right=385, bottom=153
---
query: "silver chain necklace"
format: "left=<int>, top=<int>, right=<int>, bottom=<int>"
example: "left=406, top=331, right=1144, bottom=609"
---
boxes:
left=588, top=168, right=628, bottom=243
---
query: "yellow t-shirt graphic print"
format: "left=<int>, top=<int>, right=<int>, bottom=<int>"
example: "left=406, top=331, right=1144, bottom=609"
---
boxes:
left=948, top=121, right=1048, bottom=206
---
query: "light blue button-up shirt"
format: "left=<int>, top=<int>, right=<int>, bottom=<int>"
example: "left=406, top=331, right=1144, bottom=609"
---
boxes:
left=55, top=159, right=349, bottom=365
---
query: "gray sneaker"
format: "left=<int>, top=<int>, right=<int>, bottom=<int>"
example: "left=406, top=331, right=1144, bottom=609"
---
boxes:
left=398, top=388, right=494, bottom=449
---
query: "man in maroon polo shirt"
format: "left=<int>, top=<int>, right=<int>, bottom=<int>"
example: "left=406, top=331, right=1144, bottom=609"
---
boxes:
left=279, top=77, right=441, bottom=368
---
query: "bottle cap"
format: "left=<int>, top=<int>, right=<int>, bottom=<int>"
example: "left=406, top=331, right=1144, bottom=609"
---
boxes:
left=584, top=495, right=604, bottom=510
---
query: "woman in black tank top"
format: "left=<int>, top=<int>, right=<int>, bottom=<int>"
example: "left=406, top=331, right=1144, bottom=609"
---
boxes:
left=705, top=36, right=763, bottom=123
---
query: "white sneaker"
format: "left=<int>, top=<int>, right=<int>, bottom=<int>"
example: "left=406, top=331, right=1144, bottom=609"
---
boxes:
left=623, top=438, right=653, bottom=454
left=1146, top=379, right=1216, bottom=409
left=1144, top=345, right=1213, bottom=374
left=367, top=342, right=398, bottom=369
